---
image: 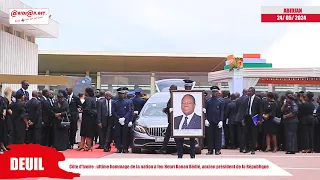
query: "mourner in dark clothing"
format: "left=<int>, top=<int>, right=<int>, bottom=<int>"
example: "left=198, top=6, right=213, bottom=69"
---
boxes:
left=226, top=93, right=238, bottom=149
left=263, top=92, right=278, bottom=152
left=258, top=92, right=268, bottom=151
left=315, top=96, right=320, bottom=152
left=244, top=87, right=263, bottom=154
left=66, top=87, right=82, bottom=149
left=77, top=88, right=97, bottom=151
left=113, top=87, right=133, bottom=153
left=96, top=90, right=106, bottom=149
left=222, top=91, right=231, bottom=148
left=0, top=94, right=7, bottom=151
left=26, top=91, right=42, bottom=144
left=3, top=87, right=13, bottom=147
left=10, top=91, right=28, bottom=144
left=205, top=86, right=224, bottom=155
left=16, top=80, right=30, bottom=102
left=281, top=91, right=299, bottom=154
left=130, top=88, right=146, bottom=146
left=97, top=91, right=116, bottom=152
left=52, top=94, right=70, bottom=151
left=39, top=89, right=54, bottom=146
left=236, top=89, right=248, bottom=152
left=93, top=89, right=101, bottom=144
left=155, top=85, right=177, bottom=154
left=299, top=92, right=316, bottom=153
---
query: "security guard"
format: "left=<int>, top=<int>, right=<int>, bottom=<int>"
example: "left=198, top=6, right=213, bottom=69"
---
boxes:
left=205, top=86, right=224, bottom=155
left=127, top=91, right=135, bottom=99
left=174, top=79, right=197, bottom=158
left=113, top=87, right=133, bottom=153
left=132, top=88, right=146, bottom=118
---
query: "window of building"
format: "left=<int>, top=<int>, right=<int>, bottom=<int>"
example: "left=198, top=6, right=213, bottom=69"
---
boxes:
left=14, top=30, right=21, bottom=37
left=3, top=26, right=9, bottom=33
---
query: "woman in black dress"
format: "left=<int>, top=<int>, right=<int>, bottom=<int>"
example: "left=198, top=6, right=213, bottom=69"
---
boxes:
left=0, top=93, right=7, bottom=152
left=77, top=88, right=97, bottom=151
left=299, top=92, right=316, bottom=153
left=3, top=87, right=13, bottom=147
left=263, top=92, right=278, bottom=152
left=52, top=93, right=70, bottom=151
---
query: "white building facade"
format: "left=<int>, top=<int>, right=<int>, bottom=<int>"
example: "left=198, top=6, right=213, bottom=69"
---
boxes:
left=0, top=0, right=59, bottom=94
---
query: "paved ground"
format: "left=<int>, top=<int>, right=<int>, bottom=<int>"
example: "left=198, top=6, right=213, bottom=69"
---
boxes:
left=42, top=147, right=320, bottom=180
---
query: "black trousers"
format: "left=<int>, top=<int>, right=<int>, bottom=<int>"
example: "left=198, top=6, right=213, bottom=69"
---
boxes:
left=277, top=122, right=285, bottom=150
left=206, top=123, right=222, bottom=152
left=175, top=138, right=195, bottom=158
left=223, top=119, right=230, bottom=147
left=228, top=123, right=241, bottom=148
left=27, top=126, right=41, bottom=144
left=12, top=122, right=26, bottom=144
left=41, top=124, right=54, bottom=146
left=284, top=123, right=298, bottom=152
left=160, top=123, right=172, bottom=151
left=244, top=116, right=258, bottom=151
left=314, top=123, right=320, bottom=152
left=99, top=118, right=114, bottom=149
left=69, top=115, right=78, bottom=146
left=300, top=124, right=314, bottom=150
left=115, top=123, right=129, bottom=150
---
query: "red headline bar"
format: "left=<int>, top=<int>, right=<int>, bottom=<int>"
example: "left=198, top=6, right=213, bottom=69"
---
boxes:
left=261, top=14, right=320, bottom=22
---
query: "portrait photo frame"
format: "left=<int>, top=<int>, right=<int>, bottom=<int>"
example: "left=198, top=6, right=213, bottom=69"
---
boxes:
left=170, top=90, right=205, bottom=138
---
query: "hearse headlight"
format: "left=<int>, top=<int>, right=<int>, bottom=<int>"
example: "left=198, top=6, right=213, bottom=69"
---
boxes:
left=134, top=125, right=146, bottom=133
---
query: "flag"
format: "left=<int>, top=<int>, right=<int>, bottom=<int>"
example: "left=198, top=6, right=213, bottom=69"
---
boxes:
left=252, top=114, right=259, bottom=126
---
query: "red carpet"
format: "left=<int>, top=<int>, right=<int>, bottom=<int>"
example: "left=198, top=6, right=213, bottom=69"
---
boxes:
left=62, top=144, right=116, bottom=158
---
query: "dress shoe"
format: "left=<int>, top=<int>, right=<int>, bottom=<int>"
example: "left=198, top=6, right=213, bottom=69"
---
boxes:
left=251, top=151, right=255, bottom=155
left=285, top=152, right=295, bottom=154
left=104, top=148, right=110, bottom=152
left=242, top=150, right=249, bottom=153
left=206, top=151, right=213, bottom=155
left=122, top=149, right=129, bottom=153
left=190, top=156, right=195, bottom=158
left=116, top=149, right=122, bottom=153
left=215, top=151, right=221, bottom=155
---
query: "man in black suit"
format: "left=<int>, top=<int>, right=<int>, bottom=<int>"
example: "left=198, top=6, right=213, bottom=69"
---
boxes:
left=39, top=89, right=54, bottom=146
left=97, top=91, right=115, bottom=152
left=244, top=87, right=263, bottom=154
left=66, top=87, right=82, bottom=149
left=17, top=80, right=30, bottom=101
left=26, top=90, right=42, bottom=144
left=174, top=94, right=201, bottom=130
left=235, top=88, right=248, bottom=152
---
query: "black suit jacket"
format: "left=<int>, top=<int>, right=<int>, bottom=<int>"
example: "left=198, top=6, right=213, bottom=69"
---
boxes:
left=68, top=94, right=81, bottom=119
left=97, top=98, right=115, bottom=127
left=174, top=113, right=201, bottom=129
left=235, top=95, right=247, bottom=123
left=26, top=98, right=42, bottom=128
left=39, top=96, right=54, bottom=125
left=17, top=88, right=29, bottom=101
left=245, top=95, right=263, bottom=121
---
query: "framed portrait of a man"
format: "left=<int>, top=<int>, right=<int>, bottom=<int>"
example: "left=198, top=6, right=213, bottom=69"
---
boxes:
left=171, top=90, right=205, bottom=138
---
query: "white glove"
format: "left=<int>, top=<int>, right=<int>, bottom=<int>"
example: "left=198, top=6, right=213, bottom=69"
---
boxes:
left=205, top=119, right=210, bottom=127
left=169, top=108, right=173, bottom=113
left=120, top=121, right=125, bottom=126
left=134, top=111, right=139, bottom=114
left=203, top=108, right=206, bottom=113
left=118, top=118, right=125, bottom=124
left=218, top=121, right=223, bottom=128
left=128, top=122, right=133, bottom=127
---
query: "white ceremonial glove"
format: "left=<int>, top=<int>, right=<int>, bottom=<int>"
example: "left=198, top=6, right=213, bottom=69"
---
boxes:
left=203, top=108, right=206, bottom=113
left=118, top=118, right=125, bottom=124
left=169, top=108, right=173, bottom=113
left=128, top=122, right=133, bottom=127
left=120, top=121, right=125, bottom=126
left=134, top=111, right=139, bottom=114
left=205, top=120, right=210, bottom=127
left=218, top=121, right=223, bottom=128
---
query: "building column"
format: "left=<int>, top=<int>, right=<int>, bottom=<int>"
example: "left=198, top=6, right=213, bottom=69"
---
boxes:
left=150, top=72, right=156, bottom=96
left=301, top=86, right=306, bottom=92
left=45, top=70, right=50, bottom=89
left=96, top=72, right=101, bottom=89
left=85, top=71, right=90, bottom=77
left=267, top=84, right=275, bottom=92
left=293, top=84, right=299, bottom=92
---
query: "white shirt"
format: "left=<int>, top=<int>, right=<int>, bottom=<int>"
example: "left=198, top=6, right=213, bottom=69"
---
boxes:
left=106, top=99, right=112, bottom=116
left=248, top=94, right=255, bottom=115
left=42, top=96, right=47, bottom=101
left=68, top=93, right=73, bottom=103
left=179, top=112, right=194, bottom=130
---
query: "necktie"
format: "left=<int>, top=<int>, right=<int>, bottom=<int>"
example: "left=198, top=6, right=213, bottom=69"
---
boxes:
left=67, top=96, right=70, bottom=104
left=182, top=117, right=188, bottom=129
left=106, top=100, right=109, bottom=116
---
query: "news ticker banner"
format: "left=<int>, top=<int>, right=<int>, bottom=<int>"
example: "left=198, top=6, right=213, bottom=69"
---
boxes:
left=58, top=158, right=291, bottom=176
left=0, top=144, right=291, bottom=179
left=261, top=6, right=320, bottom=23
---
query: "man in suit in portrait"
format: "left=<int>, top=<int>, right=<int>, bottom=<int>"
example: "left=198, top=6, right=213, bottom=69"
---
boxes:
left=174, top=94, right=201, bottom=130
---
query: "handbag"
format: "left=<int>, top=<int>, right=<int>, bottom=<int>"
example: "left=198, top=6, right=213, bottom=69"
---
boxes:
left=60, top=114, right=71, bottom=127
left=272, top=117, right=281, bottom=124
